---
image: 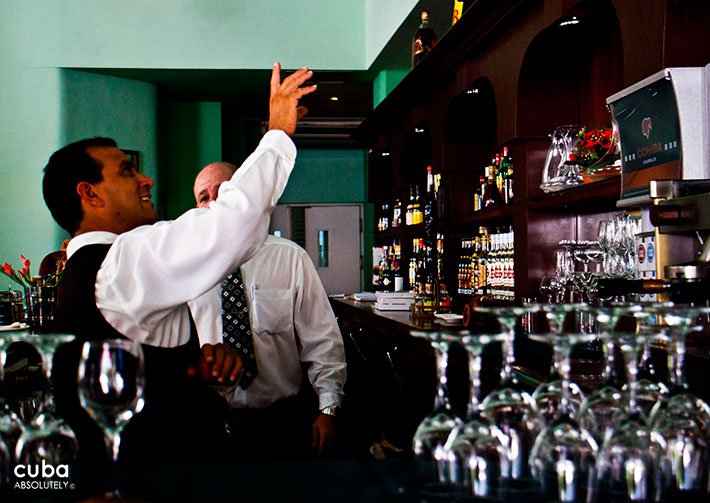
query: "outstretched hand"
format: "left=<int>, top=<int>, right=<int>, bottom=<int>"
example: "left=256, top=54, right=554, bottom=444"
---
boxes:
left=268, top=62, right=317, bottom=136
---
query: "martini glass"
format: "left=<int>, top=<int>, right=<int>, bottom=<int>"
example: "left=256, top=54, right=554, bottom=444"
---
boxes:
left=591, top=331, right=670, bottom=502
left=529, top=332, right=600, bottom=502
left=645, top=303, right=710, bottom=499
left=410, top=330, right=463, bottom=497
left=475, top=304, right=542, bottom=492
left=14, top=333, right=79, bottom=470
left=442, top=332, right=507, bottom=498
left=532, top=304, right=587, bottom=425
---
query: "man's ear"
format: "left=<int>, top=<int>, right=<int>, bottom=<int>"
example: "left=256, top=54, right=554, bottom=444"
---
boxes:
left=76, top=181, right=104, bottom=208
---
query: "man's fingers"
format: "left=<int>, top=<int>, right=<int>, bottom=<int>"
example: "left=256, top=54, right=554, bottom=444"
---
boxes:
left=270, top=62, right=281, bottom=98
left=202, top=344, right=215, bottom=363
left=279, top=68, right=313, bottom=94
left=211, top=346, right=226, bottom=378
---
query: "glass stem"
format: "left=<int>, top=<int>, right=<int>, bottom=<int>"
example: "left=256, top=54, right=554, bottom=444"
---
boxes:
left=621, top=341, right=640, bottom=416
left=669, top=331, right=688, bottom=390
left=558, top=340, right=573, bottom=418
left=433, top=341, right=450, bottom=411
left=499, top=321, right=516, bottom=384
left=602, top=336, right=616, bottom=386
left=466, top=347, right=483, bottom=419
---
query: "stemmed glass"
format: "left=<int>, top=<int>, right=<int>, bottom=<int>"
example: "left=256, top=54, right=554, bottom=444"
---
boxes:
left=0, top=333, right=24, bottom=482
left=475, top=304, right=542, bottom=489
left=443, top=332, right=507, bottom=498
left=410, top=330, right=463, bottom=496
left=14, top=333, right=79, bottom=469
left=576, top=303, right=641, bottom=442
left=529, top=332, right=600, bottom=502
left=645, top=304, right=710, bottom=498
left=78, top=338, right=145, bottom=497
left=591, top=331, right=670, bottom=502
left=532, top=304, right=587, bottom=425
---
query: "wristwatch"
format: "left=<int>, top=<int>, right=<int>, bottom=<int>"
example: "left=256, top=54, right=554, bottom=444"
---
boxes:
left=320, top=406, right=339, bottom=417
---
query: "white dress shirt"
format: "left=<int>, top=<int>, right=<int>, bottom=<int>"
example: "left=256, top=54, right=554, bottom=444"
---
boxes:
left=65, top=130, right=296, bottom=348
left=189, top=235, right=346, bottom=410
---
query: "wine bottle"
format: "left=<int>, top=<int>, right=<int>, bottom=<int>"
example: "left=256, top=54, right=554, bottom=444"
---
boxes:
left=481, top=165, right=504, bottom=208
left=412, top=11, right=437, bottom=67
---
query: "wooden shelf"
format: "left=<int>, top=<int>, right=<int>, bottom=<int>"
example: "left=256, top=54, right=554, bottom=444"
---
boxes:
left=526, top=176, right=621, bottom=213
left=360, top=0, right=708, bottom=302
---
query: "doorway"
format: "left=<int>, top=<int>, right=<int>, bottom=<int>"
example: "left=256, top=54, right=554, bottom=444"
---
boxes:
left=271, top=204, right=363, bottom=295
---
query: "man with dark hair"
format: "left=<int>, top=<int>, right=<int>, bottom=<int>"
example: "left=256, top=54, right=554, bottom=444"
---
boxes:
left=44, top=63, right=316, bottom=495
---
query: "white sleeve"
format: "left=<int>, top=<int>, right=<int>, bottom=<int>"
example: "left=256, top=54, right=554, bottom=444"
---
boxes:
left=293, top=248, right=347, bottom=409
left=96, top=130, right=295, bottom=344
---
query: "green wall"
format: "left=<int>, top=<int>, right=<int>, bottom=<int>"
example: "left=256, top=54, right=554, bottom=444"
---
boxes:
left=279, top=149, right=366, bottom=204
left=0, top=0, right=417, bottom=269
left=162, top=102, right=222, bottom=218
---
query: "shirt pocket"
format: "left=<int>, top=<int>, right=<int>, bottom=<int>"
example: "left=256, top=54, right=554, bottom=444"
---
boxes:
left=250, top=289, right=293, bottom=336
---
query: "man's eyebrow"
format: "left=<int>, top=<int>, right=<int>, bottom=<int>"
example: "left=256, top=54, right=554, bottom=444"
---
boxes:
left=120, top=158, right=137, bottom=171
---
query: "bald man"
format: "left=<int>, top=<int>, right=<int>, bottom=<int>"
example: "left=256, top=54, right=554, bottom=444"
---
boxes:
left=189, top=162, right=346, bottom=461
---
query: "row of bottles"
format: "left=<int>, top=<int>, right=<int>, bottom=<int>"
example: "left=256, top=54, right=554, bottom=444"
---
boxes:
left=378, top=165, right=442, bottom=230
left=457, top=226, right=515, bottom=301
left=473, top=146, right=514, bottom=211
left=375, top=242, right=402, bottom=292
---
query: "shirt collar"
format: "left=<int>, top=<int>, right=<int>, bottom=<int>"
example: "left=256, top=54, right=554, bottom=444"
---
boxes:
left=66, top=231, right=118, bottom=259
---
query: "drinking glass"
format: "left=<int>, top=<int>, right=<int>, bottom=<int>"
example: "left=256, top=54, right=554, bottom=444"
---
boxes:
left=78, top=338, right=145, bottom=497
left=0, top=333, right=23, bottom=479
left=14, top=333, right=79, bottom=470
left=475, top=304, right=542, bottom=490
left=576, top=303, right=642, bottom=442
left=529, top=332, right=600, bottom=502
left=645, top=304, right=710, bottom=498
left=591, top=332, right=670, bottom=502
left=443, top=333, right=507, bottom=498
left=410, top=330, right=463, bottom=496
left=532, top=304, right=587, bottom=425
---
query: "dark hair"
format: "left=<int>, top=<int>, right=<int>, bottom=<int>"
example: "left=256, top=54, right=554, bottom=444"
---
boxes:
left=42, top=137, right=117, bottom=235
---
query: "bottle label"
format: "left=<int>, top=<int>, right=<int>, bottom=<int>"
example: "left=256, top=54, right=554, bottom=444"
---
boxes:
left=452, top=0, right=464, bottom=25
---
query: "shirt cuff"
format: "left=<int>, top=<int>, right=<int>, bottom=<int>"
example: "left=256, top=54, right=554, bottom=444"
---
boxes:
left=260, top=129, right=296, bottom=163
left=318, top=392, right=343, bottom=410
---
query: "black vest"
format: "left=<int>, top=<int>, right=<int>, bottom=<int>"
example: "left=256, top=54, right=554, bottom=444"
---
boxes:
left=53, top=244, right=228, bottom=470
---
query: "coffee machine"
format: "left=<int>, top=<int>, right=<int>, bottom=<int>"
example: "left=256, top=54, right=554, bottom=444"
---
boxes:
left=606, top=65, right=710, bottom=302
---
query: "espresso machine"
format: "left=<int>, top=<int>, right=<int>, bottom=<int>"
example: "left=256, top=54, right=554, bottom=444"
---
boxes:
left=607, top=65, right=710, bottom=303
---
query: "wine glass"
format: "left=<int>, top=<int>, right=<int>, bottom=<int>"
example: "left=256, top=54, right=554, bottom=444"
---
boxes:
left=78, top=338, right=145, bottom=497
left=532, top=304, right=587, bottom=425
left=410, top=330, right=463, bottom=497
left=591, top=331, right=670, bottom=502
left=576, top=303, right=642, bottom=442
left=645, top=303, right=710, bottom=499
left=0, top=333, right=24, bottom=481
left=443, top=332, right=507, bottom=498
left=14, top=333, right=79, bottom=472
left=529, top=332, right=600, bottom=502
left=474, top=304, right=542, bottom=492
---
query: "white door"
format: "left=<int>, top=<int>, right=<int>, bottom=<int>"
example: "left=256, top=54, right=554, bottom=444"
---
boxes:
left=304, top=205, right=362, bottom=295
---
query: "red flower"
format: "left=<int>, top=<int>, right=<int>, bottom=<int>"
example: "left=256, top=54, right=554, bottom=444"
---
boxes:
left=3, top=263, right=12, bottom=275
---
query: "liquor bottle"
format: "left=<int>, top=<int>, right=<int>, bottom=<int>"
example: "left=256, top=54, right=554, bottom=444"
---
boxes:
left=501, top=146, right=514, bottom=204
left=405, top=186, right=414, bottom=225
left=392, top=198, right=401, bottom=227
left=412, top=11, right=437, bottom=67
left=481, top=165, right=504, bottom=208
left=412, top=185, right=423, bottom=225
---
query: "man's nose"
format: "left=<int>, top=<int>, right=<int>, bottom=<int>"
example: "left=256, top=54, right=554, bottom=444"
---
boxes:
left=139, top=172, right=154, bottom=188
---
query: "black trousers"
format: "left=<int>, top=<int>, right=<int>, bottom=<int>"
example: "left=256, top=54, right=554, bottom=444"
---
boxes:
left=226, top=394, right=314, bottom=463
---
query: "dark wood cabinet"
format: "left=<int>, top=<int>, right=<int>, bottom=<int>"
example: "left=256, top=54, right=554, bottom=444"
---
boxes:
left=360, top=0, right=709, bottom=305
